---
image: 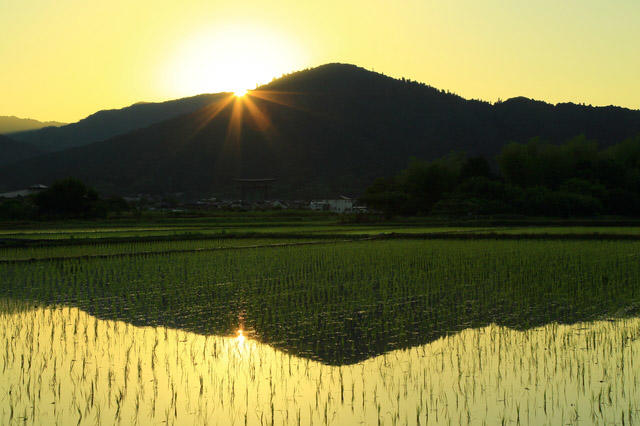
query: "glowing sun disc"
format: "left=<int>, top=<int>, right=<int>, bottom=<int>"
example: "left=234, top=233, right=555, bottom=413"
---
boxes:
left=234, top=89, right=248, bottom=97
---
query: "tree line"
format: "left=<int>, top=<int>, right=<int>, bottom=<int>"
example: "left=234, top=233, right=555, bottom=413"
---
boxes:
left=360, top=135, right=640, bottom=217
left=0, top=178, right=129, bottom=220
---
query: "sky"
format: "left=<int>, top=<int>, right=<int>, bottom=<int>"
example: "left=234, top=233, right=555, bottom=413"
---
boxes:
left=2, top=0, right=639, bottom=123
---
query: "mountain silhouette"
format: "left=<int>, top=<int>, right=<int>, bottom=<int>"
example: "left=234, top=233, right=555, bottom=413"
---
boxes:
left=0, top=116, right=65, bottom=135
left=0, top=135, right=43, bottom=166
left=9, top=93, right=226, bottom=152
left=1, top=63, right=640, bottom=197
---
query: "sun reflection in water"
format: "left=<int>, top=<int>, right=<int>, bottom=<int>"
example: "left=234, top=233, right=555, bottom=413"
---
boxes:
left=2, top=304, right=640, bottom=425
left=236, top=328, right=246, bottom=344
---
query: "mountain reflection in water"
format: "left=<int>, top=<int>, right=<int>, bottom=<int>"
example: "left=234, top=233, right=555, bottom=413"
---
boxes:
left=3, top=240, right=640, bottom=365
left=1, top=302, right=639, bottom=425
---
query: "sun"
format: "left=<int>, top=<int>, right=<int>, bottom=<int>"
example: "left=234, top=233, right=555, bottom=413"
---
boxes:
left=166, top=25, right=305, bottom=97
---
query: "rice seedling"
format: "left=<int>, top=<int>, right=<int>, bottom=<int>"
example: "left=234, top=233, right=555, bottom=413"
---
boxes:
left=0, top=238, right=639, bottom=424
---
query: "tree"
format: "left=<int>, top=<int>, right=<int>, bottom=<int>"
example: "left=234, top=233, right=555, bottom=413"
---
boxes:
left=0, top=198, right=36, bottom=220
left=398, top=154, right=463, bottom=214
left=359, top=177, right=407, bottom=218
left=459, top=156, right=493, bottom=181
left=34, top=178, right=105, bottom=218
left=361, top=134, right=640, bottom=218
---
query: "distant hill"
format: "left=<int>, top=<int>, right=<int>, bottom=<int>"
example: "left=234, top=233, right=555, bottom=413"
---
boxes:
left=9, top=93, right=225, bottom=152
left=1, top=63, right=640, bottom=198
left=0, top=116, right=65, bottom=135
left=0, top=135, right=43, bottom=167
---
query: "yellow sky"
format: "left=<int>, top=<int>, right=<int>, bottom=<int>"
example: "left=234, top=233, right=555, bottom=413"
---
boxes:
left=2, top=0, right=639, bottom=123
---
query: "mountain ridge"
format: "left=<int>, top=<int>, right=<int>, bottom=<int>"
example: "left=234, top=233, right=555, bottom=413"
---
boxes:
left=9, top=93, right=227, bottom=152
left=0, top=116, right=66, bottom=135
left=2, top=63, right=640, bottom=197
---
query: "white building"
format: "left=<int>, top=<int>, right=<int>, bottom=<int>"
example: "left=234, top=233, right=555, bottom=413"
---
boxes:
left=0, top=184, right=48, bottom=199
left=309, top=200, right=329, bottom=211
left=309, top=196, right=354, bottom=213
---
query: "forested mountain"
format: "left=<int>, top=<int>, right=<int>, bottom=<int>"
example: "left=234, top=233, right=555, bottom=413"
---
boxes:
left=0, top=135, right=43, bottom=166
left=0, top=116, right=65, bottom=135
left=1, top=63, right=640, bottom=198
left=9, top=93, right=226, bottom=152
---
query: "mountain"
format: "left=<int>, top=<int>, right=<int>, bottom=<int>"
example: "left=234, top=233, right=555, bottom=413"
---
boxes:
left=9, top=93, right=226, bottom=152
left=0, top=135, right=43, bottom=166
left=1, top=63, right=640, bottom=198
left=0, top=116, right=65, bottom=135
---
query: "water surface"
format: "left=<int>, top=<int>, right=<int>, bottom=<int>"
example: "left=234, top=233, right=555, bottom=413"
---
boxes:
left=2, top=303, right=638, bottom=425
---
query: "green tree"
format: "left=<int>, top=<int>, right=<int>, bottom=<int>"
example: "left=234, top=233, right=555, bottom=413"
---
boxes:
left=398, top=154, right=463, bottom=213
left=34, top=178, right=105, bottom=218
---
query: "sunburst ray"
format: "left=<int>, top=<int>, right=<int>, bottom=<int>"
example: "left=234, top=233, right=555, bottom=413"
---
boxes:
left=185, top=94, right=235, bottom=142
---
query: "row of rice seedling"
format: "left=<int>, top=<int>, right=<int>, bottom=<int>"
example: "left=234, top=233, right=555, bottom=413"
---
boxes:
left=0, top=225, right=199, bottom=236
left=2, top=239, right=639, bottom=365
left=0, top=238, right=334, bottom=261
left=0, top=220, right=336, bottom=241
left=4, top=222, right=640, bottom=241
left=2, top=238, right=640, bottom=424
left=1, top=300, right=638, bottom=425
left=483, top=226, right=640, bottom=235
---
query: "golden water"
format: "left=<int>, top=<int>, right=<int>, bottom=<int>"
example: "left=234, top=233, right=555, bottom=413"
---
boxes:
left=1, top=303, right=639, bottom=425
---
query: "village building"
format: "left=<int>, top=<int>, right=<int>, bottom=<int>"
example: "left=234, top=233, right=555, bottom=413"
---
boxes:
left=309, top=196, right=354, bottom=213
left=0, top=184, right=48, bottom=199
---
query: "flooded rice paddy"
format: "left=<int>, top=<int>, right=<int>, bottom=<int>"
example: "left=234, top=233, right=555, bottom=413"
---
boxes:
left=1, top=239, right=640, bottom=424
left=2, top=304, right=639, bottom=425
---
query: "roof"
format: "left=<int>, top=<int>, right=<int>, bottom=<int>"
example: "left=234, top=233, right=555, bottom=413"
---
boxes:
left=0, top=184, right=48, bottom=198
left=0, top=189, right=35, bottom=198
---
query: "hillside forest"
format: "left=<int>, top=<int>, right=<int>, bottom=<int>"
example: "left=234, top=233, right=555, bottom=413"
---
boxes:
left=361, top=135, right=640, bottom=217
